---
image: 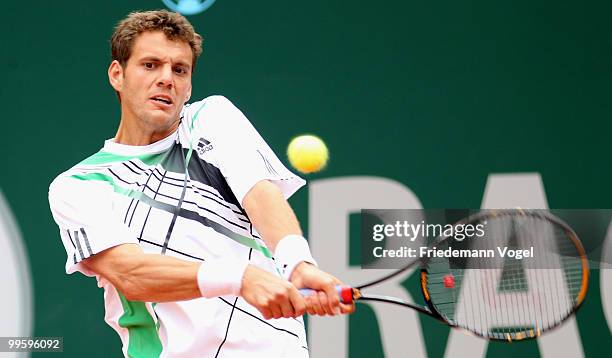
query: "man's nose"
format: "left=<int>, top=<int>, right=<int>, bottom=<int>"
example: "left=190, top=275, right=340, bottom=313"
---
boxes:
left=157, top=65, right=174, bottom=88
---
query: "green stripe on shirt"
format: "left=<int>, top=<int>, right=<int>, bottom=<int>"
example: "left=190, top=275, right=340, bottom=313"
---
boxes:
left=117, top=292, right=162, bottom=358
left=79, top=151, right=166, bottom=166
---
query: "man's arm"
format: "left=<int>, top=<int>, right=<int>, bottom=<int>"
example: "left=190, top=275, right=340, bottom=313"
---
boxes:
left=242, top=179, right=354, bottom=315
left=82, top=244, right=200, bottom=302
left=82, top=180, right=351, bottom=318
left=83, top=243, right=307, bottom=319
left=241, top=179, right=302, bottom=252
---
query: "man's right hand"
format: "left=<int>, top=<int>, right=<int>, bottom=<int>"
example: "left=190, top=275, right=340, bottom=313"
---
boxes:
left=240, top=264, right=306, bottom=320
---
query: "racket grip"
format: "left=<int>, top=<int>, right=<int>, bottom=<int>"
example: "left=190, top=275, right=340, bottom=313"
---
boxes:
left=299, top=285, right=354, bottom=304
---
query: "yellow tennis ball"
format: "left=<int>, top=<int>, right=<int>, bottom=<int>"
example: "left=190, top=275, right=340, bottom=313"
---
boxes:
left=287, top=135, right=329, bottom=174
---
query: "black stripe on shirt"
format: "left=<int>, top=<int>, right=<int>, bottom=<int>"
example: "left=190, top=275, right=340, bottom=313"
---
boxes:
left=138, top=169, right=168, bottom=243
left=108, top=169, right=251, bottom=233
left=127, top=159, right=229, bottom=205
left=72, top=230, right=85, bottom=260
left=125, top=162, right=247, bottom=220
left=214, top=297, right=239, bottom=357
left=257, top=150, right=279, bottom=176
left=218, top=297, right=300, bottom=339
left=214, top=248, right=254, bottom=357
left=80, top=228, right=93, bottom=256
left=64, top=230, right=78, bottom=264
left=138, top=238, right=204, bottom=261
left=65, top=229, right=76, bottom=249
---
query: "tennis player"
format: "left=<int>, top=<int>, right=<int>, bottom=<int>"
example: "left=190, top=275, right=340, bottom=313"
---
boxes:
left=48, top=10, right=352, bottom=357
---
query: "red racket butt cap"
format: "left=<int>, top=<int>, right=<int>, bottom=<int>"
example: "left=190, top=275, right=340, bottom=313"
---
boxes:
left=338, top=285, right=354, bottom=303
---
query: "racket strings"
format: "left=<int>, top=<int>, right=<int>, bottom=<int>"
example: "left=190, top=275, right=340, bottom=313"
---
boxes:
left=424, top=212, right=587, bottom=340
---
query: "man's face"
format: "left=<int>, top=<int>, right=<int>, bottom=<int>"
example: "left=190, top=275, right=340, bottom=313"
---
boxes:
left=110, top=31, right=193, bottom=133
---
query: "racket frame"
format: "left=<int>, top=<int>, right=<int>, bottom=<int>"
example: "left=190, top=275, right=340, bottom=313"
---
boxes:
left=351, top=209, right=590, bottom=342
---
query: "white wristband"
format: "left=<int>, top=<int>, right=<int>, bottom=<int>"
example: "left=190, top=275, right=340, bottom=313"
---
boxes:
left=197, top=258, right=249, bottom=298
left=274, top=235, right=317, bottom=281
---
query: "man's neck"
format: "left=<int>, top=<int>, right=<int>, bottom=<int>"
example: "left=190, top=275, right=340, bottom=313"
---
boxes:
left=114, top=114, right=180, bottom=146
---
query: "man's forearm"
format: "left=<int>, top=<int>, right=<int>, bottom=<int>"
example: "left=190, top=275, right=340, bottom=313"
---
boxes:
left=242, top=180, right=303, bottom=252
left=242, top=180, right=318, bottom=282
left=114, top=254, right=202, bottom=302
left=241, top=181, right=351, bottom=316
left=85, top=243, right=252, bottom=302
left=84, top=244, right=202, bottom=302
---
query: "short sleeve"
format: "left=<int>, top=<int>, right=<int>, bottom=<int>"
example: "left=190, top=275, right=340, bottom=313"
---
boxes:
left=186, top=96, right=306, bottom=204
left=48, top=176, right=139, bottom=275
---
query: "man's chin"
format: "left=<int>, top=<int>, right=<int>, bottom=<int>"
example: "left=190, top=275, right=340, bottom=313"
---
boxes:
left=144, top=111, right=180, bottom=129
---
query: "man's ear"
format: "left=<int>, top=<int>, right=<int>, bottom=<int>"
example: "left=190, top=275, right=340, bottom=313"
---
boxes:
left=185, top=86, right=192, bottom=104
left=108, top=60, right=124, bottom=92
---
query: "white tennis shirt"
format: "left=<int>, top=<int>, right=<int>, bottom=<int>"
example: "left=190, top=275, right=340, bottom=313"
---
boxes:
left=48, top=96, right=309, bottom=358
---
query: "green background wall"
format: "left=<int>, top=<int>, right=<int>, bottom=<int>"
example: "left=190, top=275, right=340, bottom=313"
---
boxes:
left=1, top=0, right=610, bottom=356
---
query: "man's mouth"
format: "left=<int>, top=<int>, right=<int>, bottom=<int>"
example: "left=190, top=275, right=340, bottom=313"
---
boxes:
left=150, top=95, right=173, bottom=105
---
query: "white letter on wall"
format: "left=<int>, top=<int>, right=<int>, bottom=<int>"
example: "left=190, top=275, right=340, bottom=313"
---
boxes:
left=444, top=173, right=584, bottom=358
left=308, top=176, right=426, bottom=358
left=0, top=190, right=33, bottom=358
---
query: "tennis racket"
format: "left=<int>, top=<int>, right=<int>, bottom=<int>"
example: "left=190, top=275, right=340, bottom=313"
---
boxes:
left=301, top=209, right=589, bottom=342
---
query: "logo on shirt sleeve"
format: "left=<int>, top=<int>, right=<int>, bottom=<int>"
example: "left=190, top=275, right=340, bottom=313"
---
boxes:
left=196, top=137, right=214, bottom=155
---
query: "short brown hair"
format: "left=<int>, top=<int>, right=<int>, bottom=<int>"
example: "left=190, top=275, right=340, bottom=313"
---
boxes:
left=111, top=10, right=203, bottom=68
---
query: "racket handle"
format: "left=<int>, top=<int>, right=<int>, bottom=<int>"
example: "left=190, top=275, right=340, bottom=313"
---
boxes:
left=299, top=285, right=354, bottom=304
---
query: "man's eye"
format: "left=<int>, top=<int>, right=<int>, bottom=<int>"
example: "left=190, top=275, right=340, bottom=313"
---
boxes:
left=174, top=67, right=186, bottom=74
left=144, top=63, right=154, bottom=69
